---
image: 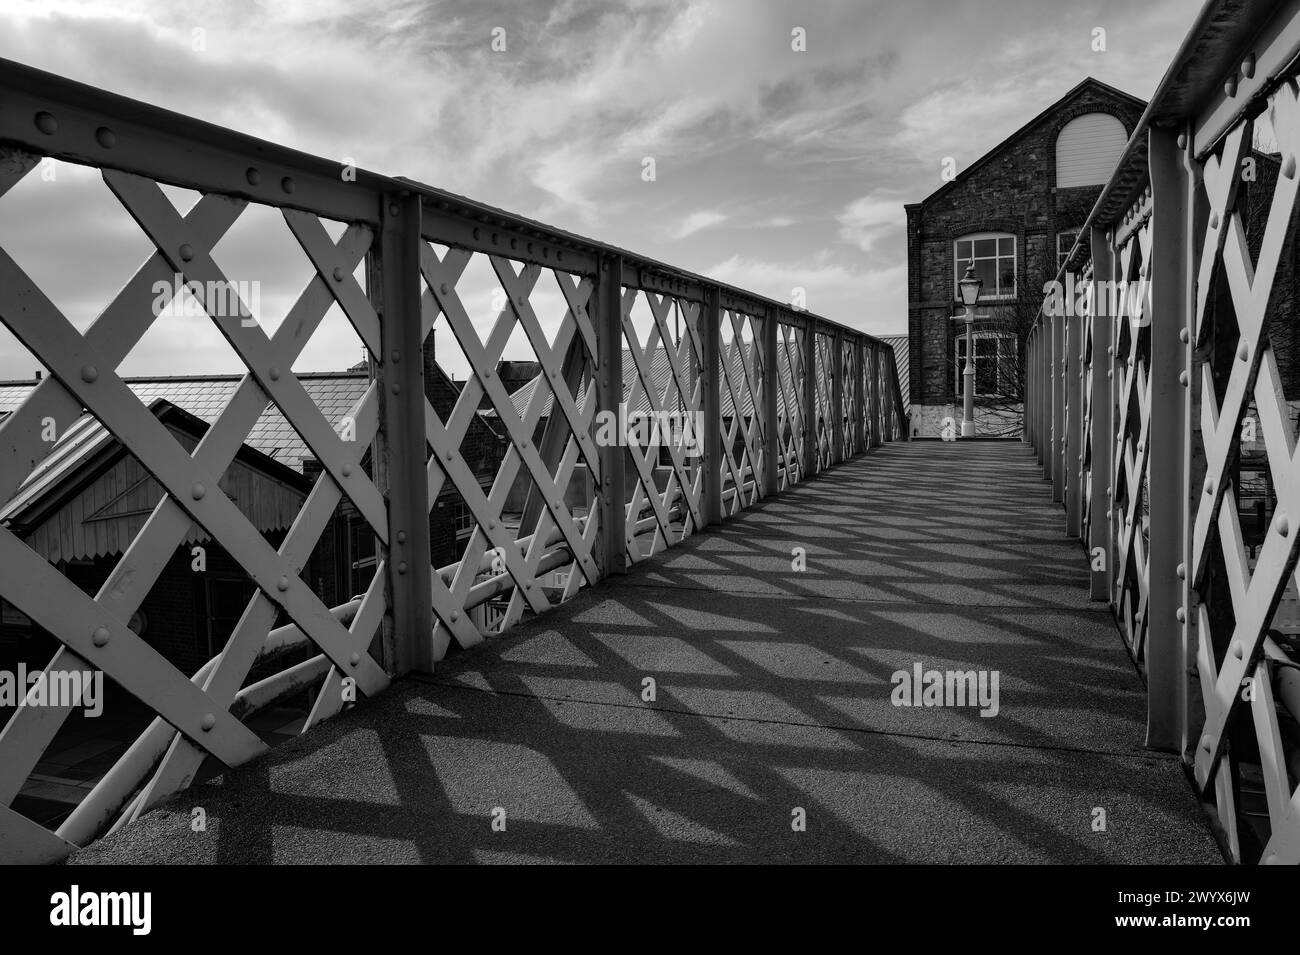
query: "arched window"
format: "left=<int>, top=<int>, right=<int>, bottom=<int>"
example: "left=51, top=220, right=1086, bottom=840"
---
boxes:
left=1056, top=113, right=1127, bottom=187
left=954, top=232, right=1016, bottom=300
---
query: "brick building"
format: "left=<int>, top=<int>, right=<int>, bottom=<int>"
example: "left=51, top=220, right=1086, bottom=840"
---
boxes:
left=905, top=78, right=1145, bottom=437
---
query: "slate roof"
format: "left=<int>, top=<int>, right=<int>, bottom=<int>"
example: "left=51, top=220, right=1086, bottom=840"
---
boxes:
left=0, top=372, right=369, bottom=470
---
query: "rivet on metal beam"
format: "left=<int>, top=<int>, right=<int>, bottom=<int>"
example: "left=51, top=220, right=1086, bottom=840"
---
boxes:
left=1232, top=641, right=1244, bottom=660
left=392, top=382, right=401, bottom=394
left=277, top=576, right=290, bottom=592
left=389, top=202, right=400, bottom=216
left=80, top=364, right=98, bottom=383
left=397, top=530, right=407, bottom=543
left=1285, top=156, right=1297, bottom=180
left=350, top=653, right=360, bottom=667
left=1204, top=478, right=1214, bottom=496
left=445, top=450, right=454, bottom=461
left=268, top=367, right=280, bottom=381
left=92, top=627, right=110, bottom=647
left=510, top=238, right=518, bottom=250
left=1238, top=341, right=1249, bottom=361
left=1242, top=53, right=1256, bottom=79
left=281, top=177, right=296, bottom=194
left=179, top=244, right=194, bottom=262
left=1179, top=328, right=1190, bottom=343
left=1176, top=562, right=1187, bottom=580
left=1176, top=607, right=1186, bottom=622
left=398, top=561, right=408, bottom=574
left=1200, top=734, right=1212, bottom=752
left=1209, top=212, right=1220, bottom=230
left=451, top=610, right=459, bottom=621
left=1177, top=132, right=1187, bottom=150
left=95, top=126, right=115, bottom=148
left=246, top=167, right=261, bottom=186
left=390, top=350, right=400, bottom=362
left=491, top=232, right=499, bottom=244
left=1224, top=75, right=1238, bottom=97
left=35, top=111, right=57, bottom=134
left=201, top=714, right=215, bottom=731
left=332, top=267, right=345, bottom=282
left=1279, top=514, right=1291, bottom=537
left=341, top=463, right=352, bottom=476
left=191, top=482, right=206, bottom=500
left=1179, top=370, right=1189, bottom=386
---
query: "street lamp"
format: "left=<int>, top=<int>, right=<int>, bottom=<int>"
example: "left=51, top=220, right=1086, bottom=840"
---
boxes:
left=957, top=263, right=983, bottom=438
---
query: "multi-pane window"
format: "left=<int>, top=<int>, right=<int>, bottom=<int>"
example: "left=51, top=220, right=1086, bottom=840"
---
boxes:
left=451, top=499, right=476, bottom=536
left=954, top=333, right=1016, bottom=396
left=954, top=233, right=1016, bottom=300
left=1057, top=231, right=1080, bottom=270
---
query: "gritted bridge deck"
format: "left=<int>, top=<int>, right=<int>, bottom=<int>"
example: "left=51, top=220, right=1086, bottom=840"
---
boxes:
left=71, top=442, right=1220, bottom=864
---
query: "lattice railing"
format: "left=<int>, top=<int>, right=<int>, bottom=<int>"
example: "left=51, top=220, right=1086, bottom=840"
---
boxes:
left=1025, top=0, right=1300, bottom=864
left=0, top=58, right=905, bottom=862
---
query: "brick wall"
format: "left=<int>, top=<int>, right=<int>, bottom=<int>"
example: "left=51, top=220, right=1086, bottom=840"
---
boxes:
left=906, top=82, right=1144, bottom=434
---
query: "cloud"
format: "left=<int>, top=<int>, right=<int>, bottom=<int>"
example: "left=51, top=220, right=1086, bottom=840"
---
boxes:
left=673, top=210, right=727, bottom=239
left=0, top=0, right=1201, bottom=382
left=707, top=252, right=907, bottom=337
left=837, top=194, right=904, bottom=254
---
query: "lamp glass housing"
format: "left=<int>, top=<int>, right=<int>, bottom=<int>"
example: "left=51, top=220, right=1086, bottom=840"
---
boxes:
left=958, top=264, right=983, bottom=307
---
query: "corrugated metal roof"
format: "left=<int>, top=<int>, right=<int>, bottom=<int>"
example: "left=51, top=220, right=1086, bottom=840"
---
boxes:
left=499, top=337, right=912, bottom=421
left=0, top=372, right=369, bottom=471
left=879, top=335, right=910, bottom=414
left=502, top=344, right=769, bottom=421
left=0, top=408, right=119, bottom=524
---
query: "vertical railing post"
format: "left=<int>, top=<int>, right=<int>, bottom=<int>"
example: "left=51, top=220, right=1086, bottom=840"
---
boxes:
left=882, top=348, right=895, bottom=441
left=596, top=254, right=628, bottom=575
left=853, top=337, right=866, bottom=455
left=701, top=285, right=723, bottom=526
left=1023, top=329, right=1032, bottom=445
left=868, top=341, right=881, bottom=448
left=1146, top=126, right=1192, bottom=753
left=1035, top=325, right=1046, bottom=466
left=803, top=318, right=818, bottom=475
left=1032, top=328, right=1041, bottom=452
left=832, top=329, right=845, bottom=463
left=762, top=305, right=779, bottom=494
left=1089, top=226, right=1115, bottom=602
left=1051, top=314, right=1065, bottom=502
left=1065, top=309, right=1083, bottom=535
left=371, top=192, right=434, bottom=676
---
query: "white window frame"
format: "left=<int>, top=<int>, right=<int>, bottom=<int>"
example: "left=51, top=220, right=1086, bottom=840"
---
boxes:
left=953, top=232, right=1016, bottom=301
left=1057, top=231, right=1080, bottom=270
left=954, top=332, right=1017, bottom=397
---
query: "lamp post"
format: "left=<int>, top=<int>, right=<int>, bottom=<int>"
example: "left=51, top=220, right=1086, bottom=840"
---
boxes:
left=957, top=263, right=983, bottom=438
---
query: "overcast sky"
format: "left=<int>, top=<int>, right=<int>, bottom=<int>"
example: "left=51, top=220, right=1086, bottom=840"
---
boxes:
left=0, top=0, right=1198, bottom=381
